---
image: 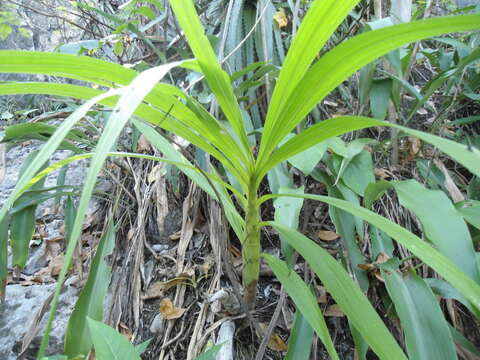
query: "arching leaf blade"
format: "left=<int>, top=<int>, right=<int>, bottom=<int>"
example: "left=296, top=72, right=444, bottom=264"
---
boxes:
left=265, top=222, right=407, bottom=360
left=263, top=15, right=480, bottom=154
left=263, top=254, right=339, bottom=360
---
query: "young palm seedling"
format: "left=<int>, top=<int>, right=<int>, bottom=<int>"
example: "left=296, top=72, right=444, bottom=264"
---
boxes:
left=0, top=0, right=480, bottom=358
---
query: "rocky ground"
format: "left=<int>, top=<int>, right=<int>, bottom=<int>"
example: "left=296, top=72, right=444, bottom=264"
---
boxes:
left=0, top=140, right=91, bottom=359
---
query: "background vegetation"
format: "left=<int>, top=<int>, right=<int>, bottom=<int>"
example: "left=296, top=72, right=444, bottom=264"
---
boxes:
left=0, top=0, right=479, bottom=359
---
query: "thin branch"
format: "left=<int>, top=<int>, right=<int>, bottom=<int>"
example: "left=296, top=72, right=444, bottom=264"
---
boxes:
left=6, top=0, right=104, bottom=38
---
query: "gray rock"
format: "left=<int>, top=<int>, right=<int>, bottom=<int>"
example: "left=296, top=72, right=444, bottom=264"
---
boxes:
left=0, top=140, right=96, bottom=358
left=0, top=284, right=78, bottom=360
left=456, top=0, right=479, bottom=7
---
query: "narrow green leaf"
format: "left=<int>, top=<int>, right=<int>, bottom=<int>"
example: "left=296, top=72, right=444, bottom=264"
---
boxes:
left=87, top=318, right=141, bottom=360
left=10, top=150, right=48, bottom=269
left=263, top=254, right=339, bottom=360
left=274, top=186, right=304, bottom=267
left=258, top=15, right=480, bottom=161
left=194, top=344, right=224, bottom=360
left=370, top=79, right=393, bottom=120
left=168, top=0, right=251, bottom=159
left=285, top=310, right=314, bottom=360
left=258, top=116, right=480, bottom=183
left=393, top=180, right=480, bottom=283
left=260, top=0, right=361, bottom=162
left=279, top=133, right=327, bottom=176
left=0, top=89, right=124, bottom=233
left=311, top=170, right=368, bottom=290
left=265, top=223, right=406, bottom=360
left=341, top=151, right=375, bottom=197
left=65, top=222, right=116, bottom=358
left=455, top=200, right=480, bottom=230
left=382, top=265, right=457, bottom=360
left=449, top=324, right=480, bottom=357
left=426, top=278, right=477, bottom=317
left=260, top=194, right=480, bottom=312
left=134, top=339, right=152, bottom=357
left=64, top=196, right=75, bottom=246
left=369, top=226, right=395, bottom=259
left=2, top=123, right=84, bottom=153
left=0, top=215, right=9, bottom=304
left=39, top=62, right=183, bottom=357
left=0, top=82, right=248, bottom=184
left=10, top=206, right=36, bottom=269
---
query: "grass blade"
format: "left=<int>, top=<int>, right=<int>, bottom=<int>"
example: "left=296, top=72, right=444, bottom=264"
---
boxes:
left=0, top=215, right=8, bottom=305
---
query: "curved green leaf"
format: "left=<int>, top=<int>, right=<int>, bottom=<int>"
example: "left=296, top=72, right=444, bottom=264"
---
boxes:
left=65, top=222, right=116, bottom=357
left=265, top=222, right=406, bottom=360
left=260, top=0, right=360, bottom=162
left=263, top=253, right=339, bottom=360
left=260, top=194, right=480, bottom=312
left=258, top=15, right=480, bottom=161
left=87, top=318, right=141, bottom=360
left=258, top=116, right=480, bottom=183
left=285, top=310, right=314, bottom=360
left=382, top=264, right=457, bottom=360
left=0, top=82, right=247, bottom=180
left=168, top=0, right=251, bottom=160
left=393, top=180, right=480, bottom=283
left=38, top=61, right=184, bottom=357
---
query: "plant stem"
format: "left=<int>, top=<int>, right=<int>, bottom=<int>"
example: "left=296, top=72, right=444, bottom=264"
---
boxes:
left=242, top=177, right=261, bottom=309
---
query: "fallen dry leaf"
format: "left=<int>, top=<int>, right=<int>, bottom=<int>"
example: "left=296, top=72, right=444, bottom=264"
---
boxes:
left=199, top=255, right=214, bottom=276
left=35, top=253, right=64, bottom=278
left=317, top=230, right=339, bottom=241
left=143, top=276, right=194, bottom=300
left=357, top=263, right=375, bottom=272
left=434, top=159, right=465, bottom=203
left=268, top=333, right=288, bottom=352
left=273, top=8, right=288, bottom=28
left=48, top=254, right=64, bottom=277
left=317, top=286, right=327, bottom=304
left=324, top=304, right=344, bottom=317
left=118, top=322, right=133, bottom=341
left=408, top=136, right=422, bottom=157
left=259, top=323, right=288, bottom=352
left=376, top=252, right=390, bottom=265
left=136, top=134, right=151, bottom=152
left=169, top=230, right=181, bottom=241
left=230, top=245, right=241, bottom=258
left=374, top=167, right=392, bottom=180
left=159, top=298, right=186, bottom=320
